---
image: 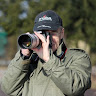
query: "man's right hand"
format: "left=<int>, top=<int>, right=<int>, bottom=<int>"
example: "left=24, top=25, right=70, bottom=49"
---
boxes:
left=21, top=49, right=31, bottom=56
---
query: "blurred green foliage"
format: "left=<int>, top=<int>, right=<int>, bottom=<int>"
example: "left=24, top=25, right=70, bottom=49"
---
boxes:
left=0, top=0, right=96, bottom=65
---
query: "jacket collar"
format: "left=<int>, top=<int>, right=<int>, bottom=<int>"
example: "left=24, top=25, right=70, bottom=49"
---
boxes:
left=53, top=42, right=67, bottom=58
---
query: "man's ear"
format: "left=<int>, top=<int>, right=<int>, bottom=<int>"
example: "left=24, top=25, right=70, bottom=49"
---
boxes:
left=60, top=28, right=64, bottom=39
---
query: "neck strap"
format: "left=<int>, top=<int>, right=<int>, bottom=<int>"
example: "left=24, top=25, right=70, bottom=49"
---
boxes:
left=57, top=48, right=67, bottom=61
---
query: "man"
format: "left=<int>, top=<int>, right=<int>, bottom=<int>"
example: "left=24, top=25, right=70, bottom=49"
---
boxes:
left=1, top=10, right=91, bottom=96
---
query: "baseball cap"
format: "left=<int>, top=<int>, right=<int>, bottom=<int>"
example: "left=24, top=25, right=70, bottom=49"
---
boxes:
left=33, top=10, right=63, bottom=31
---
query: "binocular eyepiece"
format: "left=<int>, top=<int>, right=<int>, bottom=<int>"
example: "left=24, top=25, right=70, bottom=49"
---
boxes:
left=18, top=31, right=51, bottom=49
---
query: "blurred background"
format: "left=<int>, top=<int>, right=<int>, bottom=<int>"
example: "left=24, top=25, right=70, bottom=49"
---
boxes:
left=0, top=0, right=96, bottom=96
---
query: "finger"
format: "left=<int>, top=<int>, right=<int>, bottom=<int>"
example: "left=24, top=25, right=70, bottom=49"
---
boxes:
left=26, top=32, right=30, bottom=34
left=21, top=49, right=30, bottom=56
left=47, top=35, right=49, bottom=44
left=34, top=32, right=46, bottom=43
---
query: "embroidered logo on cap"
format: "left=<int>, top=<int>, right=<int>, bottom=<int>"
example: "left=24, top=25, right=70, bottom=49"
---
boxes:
left=39, top=15, right=52, bottom=22
left=37, top=25, right=51, bottom=28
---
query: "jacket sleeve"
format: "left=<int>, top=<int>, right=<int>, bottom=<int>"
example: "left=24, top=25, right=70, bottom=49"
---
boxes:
left=1, top=51, right=31, bottom=96
left=42, top=50, right=91, bottom=96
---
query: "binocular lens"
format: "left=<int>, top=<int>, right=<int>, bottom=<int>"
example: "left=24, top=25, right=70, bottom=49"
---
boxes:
left=18, top=33, right=40, bottom=49
left=23, top=41, right=31, bottom=47
left=18, top=35, right=31, bottom=49
left=18, top=31, right=51, bottom=49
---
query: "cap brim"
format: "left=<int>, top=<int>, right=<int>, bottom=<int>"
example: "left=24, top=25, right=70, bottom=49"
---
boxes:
left=33, top=22, right=60, bottom=31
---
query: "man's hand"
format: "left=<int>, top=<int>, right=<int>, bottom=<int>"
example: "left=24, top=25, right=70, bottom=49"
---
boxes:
left=20, top=32, right=31, bottom=56
left=21, top=49, right=31, bottom=56
left=32, top=32, right=50, bottom=62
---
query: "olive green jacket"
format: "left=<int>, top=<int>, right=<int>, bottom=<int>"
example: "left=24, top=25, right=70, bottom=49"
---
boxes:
left=1, top=43, right=91, bottom=96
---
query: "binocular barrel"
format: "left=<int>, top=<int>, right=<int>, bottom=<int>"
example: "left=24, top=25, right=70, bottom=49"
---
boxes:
left=18, top=33, right=40, bottom=49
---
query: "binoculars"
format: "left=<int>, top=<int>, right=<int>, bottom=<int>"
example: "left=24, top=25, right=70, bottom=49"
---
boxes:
left=18, top=31, right=51, bottom=49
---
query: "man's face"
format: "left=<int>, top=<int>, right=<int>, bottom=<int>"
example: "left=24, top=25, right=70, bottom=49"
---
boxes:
left=47, top=27, right=64, bottom=52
